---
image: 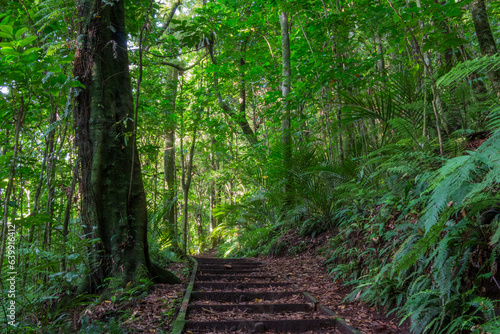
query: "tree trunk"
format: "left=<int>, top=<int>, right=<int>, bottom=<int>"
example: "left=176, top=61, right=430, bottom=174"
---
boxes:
left=180, top=128, right=197, bottom=255
left=375, top=34, right=385, bottom=76
left=0, top=97, right=25, bottom=277
left=73, top=0, right=179, bottom=291
left=213, top=72, right=257, bottom=145
left=209, top=135, right=218, bottom=233
left=280, top=11, right=292, bottom=197
left=208, top=33, right=257, bottom=146
left=239, top=40, right=249, bottom=140
left=42, top=106, right=57, bottom=252
left=61, top=161, right=78, bottom=272
left=164, top=67, right=179, bottom=252
left=471, top=0, right=500, bottom=99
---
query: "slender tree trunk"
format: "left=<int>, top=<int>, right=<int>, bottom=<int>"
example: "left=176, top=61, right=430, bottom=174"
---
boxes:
left=239, top=40, right=248, bottom=133
left=164, top=67, right=179, bottom=252
left=42, top=107, right=57, bottom=252
left=213, top=72, right=257, bottom=145
left=471, top=0, right=500, bottom=99
left=321, top=0, right=344, bottom=164
left=280, top=11, right=292, bottom=196
left=73, top=0, right=179, bottom=291
left=0, top=98, right=25, bottom=277
left=375, top=34, right=385, bottom=76
left=387, top=0, right=444, bottom=154
left=180, top=128, right=197, bottom=255
left=61, top=161, right=78, bottom=272
left=209, top=136, right=218, bottom=233
left=208, top=34, right=257, bottom=146
left=158, top=1, right=181, bottom=252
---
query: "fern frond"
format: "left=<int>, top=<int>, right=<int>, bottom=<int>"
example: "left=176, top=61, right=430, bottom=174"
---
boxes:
left=388, top=117, right=421, bottom=146
left=437, top=54, right=500, bottom=88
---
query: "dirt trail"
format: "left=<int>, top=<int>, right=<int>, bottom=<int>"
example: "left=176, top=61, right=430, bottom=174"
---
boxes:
left=174, top=256, right=361, bottom=333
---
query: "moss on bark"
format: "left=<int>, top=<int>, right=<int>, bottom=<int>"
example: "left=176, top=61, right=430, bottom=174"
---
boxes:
left=73, top=0, right=179, bottom=293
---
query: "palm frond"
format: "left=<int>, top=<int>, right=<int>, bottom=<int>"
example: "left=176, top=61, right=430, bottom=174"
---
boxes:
left=437, top=54, right=500, bottom=89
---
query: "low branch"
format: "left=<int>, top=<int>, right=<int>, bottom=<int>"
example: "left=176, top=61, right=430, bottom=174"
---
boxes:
left=158, top=0, right=182, bottom=39
left=158, top=52, right=208, bottom=72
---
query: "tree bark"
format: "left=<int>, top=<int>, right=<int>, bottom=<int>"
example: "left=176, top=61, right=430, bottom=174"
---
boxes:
left=180, top=127, right=197, bottom=255
left=42, top=106, right=57, bottom=252
left=61, top=160, right=78, bottom=272
left=213, top=72, right=257, bottom=145
left=209, top=135, right=218, bottom=233
left=0, top=97, right=25, bottom=277
left=280, top=11, right=292, bottom=196
left=164, top=67, right=179, bottom=252
left=471, top=0, right=500, bottom=99
left=73, top=0, right=179, bottom=291
left=208, top=33, right=257, bottom=146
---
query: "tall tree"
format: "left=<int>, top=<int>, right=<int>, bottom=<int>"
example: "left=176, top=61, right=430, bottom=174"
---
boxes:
left=279, top=10, right=292, bottom=195
left=164, top=67, right=179, bottom=252
left=73, top=0, right=179, bottom=291
left=471, top=0, right=500, bottom=99
left=180, top=126, right=197, bottom=255
left=208, top=34, right=257, bottom=146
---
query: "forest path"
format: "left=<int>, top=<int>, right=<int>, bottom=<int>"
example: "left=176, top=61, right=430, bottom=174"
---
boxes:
left=172, top=256, right=360, bottom=333
left=260, top=252, right=409, bottom=334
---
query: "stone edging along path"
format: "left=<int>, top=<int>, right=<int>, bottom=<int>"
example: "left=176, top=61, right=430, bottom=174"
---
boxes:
left=172, top=256, right=362, bottom=334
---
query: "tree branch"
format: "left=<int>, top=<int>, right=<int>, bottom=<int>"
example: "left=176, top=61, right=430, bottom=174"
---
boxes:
left=158, top=0, right=182, bottom=38
left=158, top=52, right=208, bottom=72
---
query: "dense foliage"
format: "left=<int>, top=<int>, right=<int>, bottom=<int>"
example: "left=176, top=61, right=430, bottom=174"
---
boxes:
left=1, top=0, right=499, bottom=332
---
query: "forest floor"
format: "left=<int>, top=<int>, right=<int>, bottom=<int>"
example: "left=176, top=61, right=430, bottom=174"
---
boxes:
left=259, top=231, right=410, bottom=334
left=80, top=261, right=190, bottom=333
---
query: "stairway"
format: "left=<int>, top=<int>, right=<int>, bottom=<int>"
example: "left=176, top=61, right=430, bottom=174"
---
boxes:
left=172, top=257, right=360, bottom=333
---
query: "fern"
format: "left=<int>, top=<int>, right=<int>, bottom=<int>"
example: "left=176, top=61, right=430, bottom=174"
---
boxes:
left=487, top=104, right=500, bottom=130
left=421, top=128, right=500, bottom=232
left=437, top=54, right=500, bottom=88
left=394, top=219, right=445, bottom=272
left=388, top=117, right=421, bottom=146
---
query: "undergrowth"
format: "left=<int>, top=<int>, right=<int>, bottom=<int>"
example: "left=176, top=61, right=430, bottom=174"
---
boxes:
left=215, top=129, right=500, bottom=333
left=210, top=60, right=500, bottom=332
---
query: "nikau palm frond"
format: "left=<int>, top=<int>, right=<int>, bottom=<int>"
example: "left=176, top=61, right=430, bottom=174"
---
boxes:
left=437, top=54, right=500, bottom=88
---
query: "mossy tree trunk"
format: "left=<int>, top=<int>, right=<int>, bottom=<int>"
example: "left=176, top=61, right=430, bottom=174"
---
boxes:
left=164, top=67, right=179, bottom=252
left=280, top=11, right=292, bottom=198
left=73, top=0, right=179, bottom=292
left=471, top=0, right=500, bottom=99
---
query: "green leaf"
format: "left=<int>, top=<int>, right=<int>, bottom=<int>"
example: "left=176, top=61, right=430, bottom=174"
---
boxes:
left=491, top=223, right=500, bottom=246
left=0, top=32, right=12, bottom=39
left=64, top=272, right=80, bottom=282
left=14, top=27, right=27, bottom=40
left=0, top=25, right=13, bottom=35
left=67, top=253, right=80, bottom=260
left=1, top=47, right=19, bottom=56
left=18, top=35, right=37, bottom=47
left=69, top=79, right=86, bottom=89
left=48, top=87, right=60, bottom=96
left=22, top=47, right=40, bottom=55
left=48, top=72, right=67, bottom=86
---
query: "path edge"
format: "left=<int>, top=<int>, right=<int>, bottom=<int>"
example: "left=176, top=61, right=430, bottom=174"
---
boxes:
left=283, top=274, right=362, bottom=334
left=171, top=256, right=198, bottom=334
